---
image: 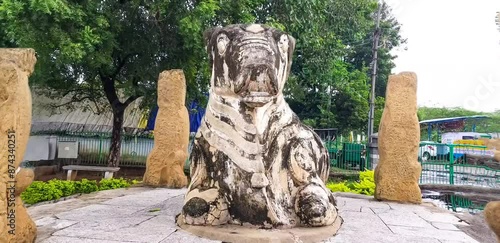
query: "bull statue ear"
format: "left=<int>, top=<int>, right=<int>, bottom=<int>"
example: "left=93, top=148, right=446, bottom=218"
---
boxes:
left=287, top=35, right=296, bottom=62
left=203, top=27, right=222, bottom=54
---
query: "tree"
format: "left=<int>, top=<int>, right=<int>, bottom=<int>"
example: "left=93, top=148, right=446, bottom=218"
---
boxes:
left=181, top=0, right=380, bottom=133
left=346, top=1, right=407, bottom=133
left=0, top=0, right=201, bottom=167
left=1, top=0, right=405, bottom=165
left=266, top=0, right=376, bottom=132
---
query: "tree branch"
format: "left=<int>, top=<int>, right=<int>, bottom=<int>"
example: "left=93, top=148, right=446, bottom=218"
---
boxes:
left=111, top=53, right=137, bottom=80
left=122, top=77, right=143, bottom=108
left=50, top=96, right=93, bottom=108
left=123, top=95, right=140, bottom=107
left=99, top=71, right=121, bottom=110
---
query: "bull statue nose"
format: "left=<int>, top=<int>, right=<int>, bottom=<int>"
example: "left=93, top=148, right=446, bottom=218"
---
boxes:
left=245, top=24, right=265, bottom=33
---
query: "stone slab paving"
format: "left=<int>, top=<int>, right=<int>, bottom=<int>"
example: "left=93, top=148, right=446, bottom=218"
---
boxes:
left=28, top=187, right=481, bottom=243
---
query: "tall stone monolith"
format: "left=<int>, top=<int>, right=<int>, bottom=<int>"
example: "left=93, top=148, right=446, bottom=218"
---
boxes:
left=143, top=69, right=189, bottom=188
left=375, top=72, right=422, bottom=204
left=0, top=48, right=37, bottom=243
left=485, top=201, right=500, bottom=243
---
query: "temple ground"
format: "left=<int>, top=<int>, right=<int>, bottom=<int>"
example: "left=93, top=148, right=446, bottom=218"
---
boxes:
left=29, top=186, right=491, bottom=243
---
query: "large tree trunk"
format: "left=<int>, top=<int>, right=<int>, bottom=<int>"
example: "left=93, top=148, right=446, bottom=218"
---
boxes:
left=100, top=73, right=139, bottom=168
left=107, top=108, right=124, bottom=167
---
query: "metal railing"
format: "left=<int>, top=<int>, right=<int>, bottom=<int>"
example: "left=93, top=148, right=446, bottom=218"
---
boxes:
left=53, top=132, right=154, bottom=167
left=423, top=193, right=485, bottom=214
left=35, top=130, right=370, bottom=170
left=328, top=142, right=371, bottom=172
left=418, top=141, right=500, bottom=188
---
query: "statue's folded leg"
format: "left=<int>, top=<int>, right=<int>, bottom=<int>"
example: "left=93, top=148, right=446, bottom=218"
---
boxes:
left=182, top=188, right=230, bottom=226
left=295, top=183, right=337, bottom=226
left=181, top=140, right=230, bottom=226
left=288, top=138, right=338, bottom=226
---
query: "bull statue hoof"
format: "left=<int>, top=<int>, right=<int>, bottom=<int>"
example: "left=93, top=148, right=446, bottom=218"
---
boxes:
left=181, top=24, right=340, bottom=228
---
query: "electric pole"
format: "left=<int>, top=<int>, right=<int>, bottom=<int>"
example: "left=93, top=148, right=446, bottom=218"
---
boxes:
left=367, top=3, right=383, bottom=144
left=496, top=11, right=500, bottom=32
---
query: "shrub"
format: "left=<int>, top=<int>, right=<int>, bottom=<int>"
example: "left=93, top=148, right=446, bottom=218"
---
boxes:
left=98, top=178, right=130, bottom=191
left=21, top=181, right=63, bottom=205
left=49, top=179, right=76, bottom=197
left=327, top=170, right=375, bottom=196
left=75, top=179, right=99, bottom=194
left=21, top=177, right=136, bottom=205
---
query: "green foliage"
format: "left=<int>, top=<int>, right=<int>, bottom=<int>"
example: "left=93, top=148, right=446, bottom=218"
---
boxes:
left=75, top=179, right=99, bottom=194
left=21, top=180, right=64, bottom=205
left=326, top=181, right=352, bottom=193
left=21, top=178, right=134, bottom=205
left=99, top=178, right=130, bottom=191
left=48, top=179, right=76, bottom=197
left=327, top=170, right=375, bottom=196
left=0, top=0, right=406, bottom=141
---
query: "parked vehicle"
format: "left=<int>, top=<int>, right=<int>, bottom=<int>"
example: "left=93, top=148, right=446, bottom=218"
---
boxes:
left=419, top=141, right=437, bottom=161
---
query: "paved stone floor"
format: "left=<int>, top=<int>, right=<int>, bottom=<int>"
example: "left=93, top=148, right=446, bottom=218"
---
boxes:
left=28, top=187, right=481, bottom=243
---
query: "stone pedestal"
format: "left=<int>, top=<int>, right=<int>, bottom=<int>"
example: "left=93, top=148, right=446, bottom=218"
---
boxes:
left=485, top=201, right=500, bottom=243
left=143, top=70, right=189, bottom=188
left=177, top=214, right=342, bottom=243
left=374, top=72, right=422, bottom=204
left=0, top=48, right=37, bottom=243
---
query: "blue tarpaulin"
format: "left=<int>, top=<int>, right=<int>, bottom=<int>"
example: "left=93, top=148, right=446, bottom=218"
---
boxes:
left=145, top=100, right=206, bottom=133
left=145, top=106, right=158, bottom=131
left=188, top=101, right=205, bottom=133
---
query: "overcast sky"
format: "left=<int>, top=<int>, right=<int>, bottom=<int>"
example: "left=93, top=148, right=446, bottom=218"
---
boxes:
left=387, top=0, right=500, bottom=112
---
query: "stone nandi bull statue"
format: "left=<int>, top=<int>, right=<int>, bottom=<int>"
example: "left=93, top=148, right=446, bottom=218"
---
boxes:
left=180, top=24, right=339, bottom=228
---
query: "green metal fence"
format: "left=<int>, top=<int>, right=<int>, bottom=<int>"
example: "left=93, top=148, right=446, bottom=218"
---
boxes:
left=328, top=142, right=371, bottom=172
left=422, top=192, right=485, bottom=214
left=37, top=130, right=370, bottom=170
left=418, top=141, right=500, bottom=188
left=54, top=132, right=154, bottom=167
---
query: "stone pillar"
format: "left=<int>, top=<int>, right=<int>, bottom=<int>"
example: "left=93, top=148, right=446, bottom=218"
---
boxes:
left=485, top=201, right=500, bottom=243
left=143, top=69, right=189, bottom=188
left=0, top=48, right=37, bottom=243
left=374, top=72, right=422, bottom=204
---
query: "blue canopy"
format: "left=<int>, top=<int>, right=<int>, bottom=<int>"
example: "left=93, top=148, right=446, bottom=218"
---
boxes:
left=145, top=100, right=206, bottom=133
left=419, top=115, right=489, bottom=141
left=145, top=106, right=158, bottom=131
left=188, top=101, right=206, bottom=133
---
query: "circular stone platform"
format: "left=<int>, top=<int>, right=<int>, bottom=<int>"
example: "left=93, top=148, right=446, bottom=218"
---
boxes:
left=176, top=215, right=343, bottom=243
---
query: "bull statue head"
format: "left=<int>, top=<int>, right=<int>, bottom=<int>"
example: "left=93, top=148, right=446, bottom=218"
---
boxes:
left=204, top=24, right=295, bottom=107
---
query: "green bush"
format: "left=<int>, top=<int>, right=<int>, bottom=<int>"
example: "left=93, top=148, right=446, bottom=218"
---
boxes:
left=327, top=170, right=375, bottom=196
left=49, top=179, right=76, bottom=197
left=21, top=177, right=137, bottom=205
left=99, top=178, right=130, bottom=191
left=21, top=181, right=64, bottom=205
left=75, top=179, right=99, bottom=193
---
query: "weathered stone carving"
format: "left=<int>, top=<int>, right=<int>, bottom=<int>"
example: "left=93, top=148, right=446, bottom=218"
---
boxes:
left=180, top=24, right=339, bottom=227
left=0, top=48, right=37, bottom=242
left=375, top=72, right=422, bottom=204
left=485, top=201, right=500, bottom=243
left=143, top=70, right=189, bottom=188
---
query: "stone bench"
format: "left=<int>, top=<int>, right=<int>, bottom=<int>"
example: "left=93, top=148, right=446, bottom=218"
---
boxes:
left=62, top=165, right=120, bottom=181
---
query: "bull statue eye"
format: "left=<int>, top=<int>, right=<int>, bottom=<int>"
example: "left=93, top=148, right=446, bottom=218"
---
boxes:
left=278, top=35, right=289, bottom=60
left=217, top=33, right=229, bottom=56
